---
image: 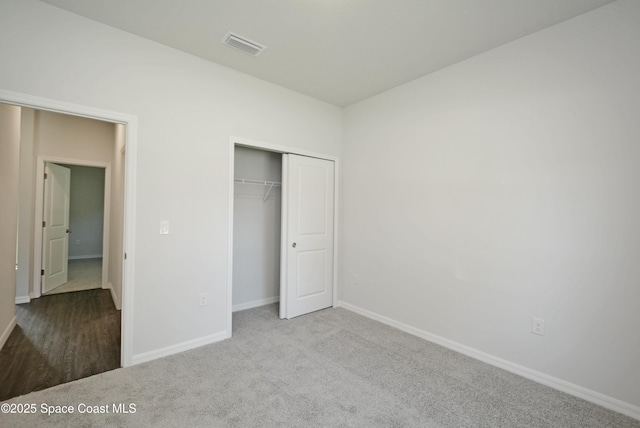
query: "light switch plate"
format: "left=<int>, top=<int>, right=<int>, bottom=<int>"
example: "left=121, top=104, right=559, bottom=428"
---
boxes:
left=160, top=220, right=170, bottom=235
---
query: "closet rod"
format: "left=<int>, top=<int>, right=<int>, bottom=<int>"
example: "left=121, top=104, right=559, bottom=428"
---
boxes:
left=234, top=178, right=281, bottom=186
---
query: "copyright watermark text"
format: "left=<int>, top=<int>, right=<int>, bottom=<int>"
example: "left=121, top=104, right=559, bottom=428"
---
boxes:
left=1, top=402, right=137, bottom=415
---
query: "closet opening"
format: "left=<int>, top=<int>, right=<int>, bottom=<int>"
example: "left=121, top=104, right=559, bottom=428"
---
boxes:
left=232, top=146, right=283, bottom=313
left=228, top=138, right=339, bottom=337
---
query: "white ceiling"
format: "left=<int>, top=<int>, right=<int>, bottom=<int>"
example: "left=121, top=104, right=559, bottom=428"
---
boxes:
left=39, top=0, right=615, bottom=107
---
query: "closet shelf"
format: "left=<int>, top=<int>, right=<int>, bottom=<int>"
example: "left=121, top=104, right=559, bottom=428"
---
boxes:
left=234, top=178, right=281, bottom=202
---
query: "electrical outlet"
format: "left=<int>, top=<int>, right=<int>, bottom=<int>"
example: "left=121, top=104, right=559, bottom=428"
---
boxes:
left=199, top=293, right=208, bottom=307
left=532, top=317, right=545, bottom=336
left=160, top=221, right=170, bottom=235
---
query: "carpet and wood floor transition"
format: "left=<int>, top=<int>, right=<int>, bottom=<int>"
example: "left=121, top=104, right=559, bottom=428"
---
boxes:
left=1, top=303, right=637, bottom=427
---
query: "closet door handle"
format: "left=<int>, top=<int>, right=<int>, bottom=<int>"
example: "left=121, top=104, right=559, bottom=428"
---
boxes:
left=292, top=242, right=297, bottom=248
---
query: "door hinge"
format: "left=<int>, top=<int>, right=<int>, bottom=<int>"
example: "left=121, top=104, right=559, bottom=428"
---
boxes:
left=42, top=221, right=46, bottom=227
left=41, top=269, right=44, bottom=276
left=44, top=173, right=48, bottom=179
left=124, top=253, right=127, bottom=260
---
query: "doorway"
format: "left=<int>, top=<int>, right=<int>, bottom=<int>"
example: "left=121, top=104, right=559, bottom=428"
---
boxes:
left=228, top=137, right=339, bottom=337
left=0, top=102, right=128, bottom=399
left=0, top=89, right=137, bottom=368
left=41, top=162, right=108, bottom=296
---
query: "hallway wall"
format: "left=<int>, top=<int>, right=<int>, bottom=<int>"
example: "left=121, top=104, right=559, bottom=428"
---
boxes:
left=0, top=104, right=21, bottom=349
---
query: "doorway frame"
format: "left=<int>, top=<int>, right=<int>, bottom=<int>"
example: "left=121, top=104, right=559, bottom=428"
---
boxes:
left=0, top=89, right=137, bottom=368
left=34, top=158, right=112, bottom=298
left=227, top=136, right=340, bottom=338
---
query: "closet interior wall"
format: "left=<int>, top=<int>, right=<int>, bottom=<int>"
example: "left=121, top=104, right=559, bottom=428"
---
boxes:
left=232, top=146, right=282, bottom=311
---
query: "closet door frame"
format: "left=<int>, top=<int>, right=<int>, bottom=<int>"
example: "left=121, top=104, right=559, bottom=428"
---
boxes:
left=227, top=136, right=340, bottom=337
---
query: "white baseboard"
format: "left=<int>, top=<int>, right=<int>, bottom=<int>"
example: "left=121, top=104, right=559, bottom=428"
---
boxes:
left=108, top=282, right=121, bottom=310
left=68, top=254, right=103, bottom=260
left=336, top=301, right=640, bottom=421
left=232, top=296, right=279, bottom=313
left=15, top=295, right=30, bottom=304
left=131, top=331, right=228, bottom=366
left=0, top=316, right=17, bottom=351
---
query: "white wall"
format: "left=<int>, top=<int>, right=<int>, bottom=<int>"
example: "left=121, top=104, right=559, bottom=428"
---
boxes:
left=0, top=0, right=342, bottom=359
left=233, top=146, right=282, bottom=310
left=342, top=0, right=640, bottom=411
left=0, top=104, right=21, bottom=349
left=62, top=165, right=105, bottom=259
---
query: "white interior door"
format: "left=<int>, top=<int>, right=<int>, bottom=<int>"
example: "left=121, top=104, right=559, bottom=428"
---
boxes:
left=281, top=154, right=335, bottom=319
left=42, top=162, right=71, bottom=294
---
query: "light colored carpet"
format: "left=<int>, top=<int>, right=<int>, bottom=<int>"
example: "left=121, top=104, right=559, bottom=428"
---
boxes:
left=45, top=258, right=102, bottom=295
left=1, top=304, right=637, bottom=427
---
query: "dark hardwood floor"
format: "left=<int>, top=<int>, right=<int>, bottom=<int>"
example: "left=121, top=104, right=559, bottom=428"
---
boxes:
left=0, top=289, right=120, bottom=401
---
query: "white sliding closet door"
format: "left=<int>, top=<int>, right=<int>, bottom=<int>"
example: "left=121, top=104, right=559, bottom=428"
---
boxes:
left=281, top=154, right=334, bottom=319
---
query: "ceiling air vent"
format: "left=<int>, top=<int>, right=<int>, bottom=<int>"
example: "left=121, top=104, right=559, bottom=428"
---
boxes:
left=222, top=32, right=266, bottom=56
